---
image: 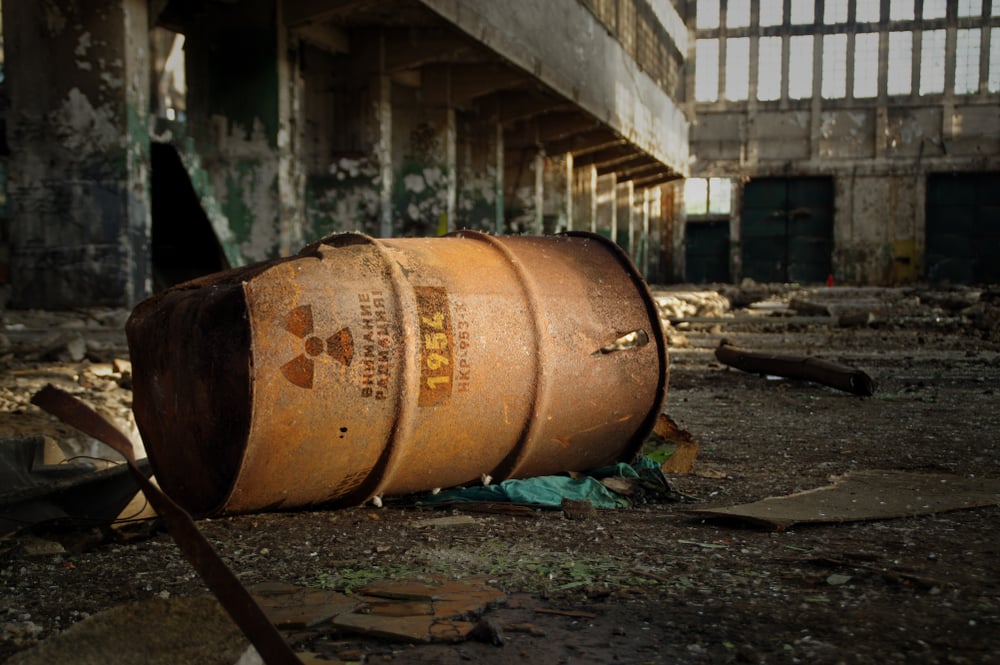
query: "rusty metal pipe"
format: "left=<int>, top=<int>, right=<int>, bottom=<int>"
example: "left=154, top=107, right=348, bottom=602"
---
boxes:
left=126, top=232, right=668, bottom=515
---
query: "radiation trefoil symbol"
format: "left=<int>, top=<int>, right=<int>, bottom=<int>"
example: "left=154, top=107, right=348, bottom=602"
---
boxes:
left=281, top=305, right=354, bottom=389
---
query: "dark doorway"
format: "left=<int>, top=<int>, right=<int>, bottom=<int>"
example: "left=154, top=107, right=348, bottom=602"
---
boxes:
left=926, top=173, right=1000, bottom=284
left=685, top=221, right=730, bottom=283
left=150, top=142, right=227, bottom=290
left=741, top=177, right=834, bottom=283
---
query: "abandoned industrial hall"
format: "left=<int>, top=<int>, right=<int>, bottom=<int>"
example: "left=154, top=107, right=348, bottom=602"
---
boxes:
left=2, top=2, right=1000, bottom=664
left=2, top=0, right=995, bottom=312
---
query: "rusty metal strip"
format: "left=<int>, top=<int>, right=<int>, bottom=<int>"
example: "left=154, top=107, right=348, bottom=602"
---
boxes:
left=30, top=385, right=302, bottom=665
left=715, top=340, right=876, bottom=396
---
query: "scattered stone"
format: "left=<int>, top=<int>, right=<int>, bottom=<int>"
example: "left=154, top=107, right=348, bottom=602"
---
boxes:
left=655, top=290, right=731, bottom=319
left=18, top=537, right=66, bottom=557
left=411, top=515, right=478, bottom=529
left=112, top=358, right=132, bottom=376
left=561, top=498, right=597, bottom=520
left=469, top=616, right=505, bottom=645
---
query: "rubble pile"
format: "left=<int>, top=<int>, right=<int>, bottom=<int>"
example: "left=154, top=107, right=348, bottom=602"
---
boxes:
left=653, top=290, right=731, bottom=320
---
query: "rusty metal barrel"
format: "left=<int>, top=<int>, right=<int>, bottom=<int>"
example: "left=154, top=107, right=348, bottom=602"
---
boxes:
left=126, top=231, right=668, bottom=516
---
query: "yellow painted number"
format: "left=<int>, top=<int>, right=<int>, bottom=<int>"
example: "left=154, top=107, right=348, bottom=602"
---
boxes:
left=426, top=376, right=450, bottom=389
left=424, top=332, right=449, bottom=350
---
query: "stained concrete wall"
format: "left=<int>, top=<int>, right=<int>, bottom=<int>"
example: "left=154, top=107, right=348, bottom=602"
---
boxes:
left=691, top=100, right=1000, bottom=284
left=1, top=0, right=686, bottom=307
left=4, top=0, right=150, bottom=308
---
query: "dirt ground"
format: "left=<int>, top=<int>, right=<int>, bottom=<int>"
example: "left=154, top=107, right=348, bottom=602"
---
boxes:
left=1, top=284, right=999, bottom=664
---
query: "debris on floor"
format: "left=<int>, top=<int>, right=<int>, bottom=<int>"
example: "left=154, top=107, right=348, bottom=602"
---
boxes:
left=644, top=413, right=700, bottom=474
left=715, top=339, right=876, bottom=396
left=688, top=470, right=1000, bottom=530
left=31, top=385, right=302, bottom=665
left=0, top=434, right=151, bottom=536
left=418, top=456, right=675, bottom=512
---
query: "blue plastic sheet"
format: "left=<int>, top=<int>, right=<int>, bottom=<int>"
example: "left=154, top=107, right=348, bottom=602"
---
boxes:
left=419, top=456, right=669, bottom=509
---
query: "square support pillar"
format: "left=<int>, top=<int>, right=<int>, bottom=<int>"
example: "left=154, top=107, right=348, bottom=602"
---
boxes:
left=5, top=0, right=151, bottom=308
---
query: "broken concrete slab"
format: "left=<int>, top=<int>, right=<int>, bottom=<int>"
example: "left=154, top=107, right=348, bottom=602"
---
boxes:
left=688, top=470, right=1000, bottom=530
left=250, top=583, right=363, bottom=629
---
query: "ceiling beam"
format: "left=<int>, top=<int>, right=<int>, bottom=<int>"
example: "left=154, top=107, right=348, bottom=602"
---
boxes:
left=422, top=64, right=530, bottom=107
left=631, top=171, right=682, bottom=188
left=573, top=144, right=638, bottom=168
left=294, top=22, right=350, bottom=54
left=475, top=90, right=573, bottom=125
left=544, top=132, right=623, bottom=157
left=534, top=112, right=601, bottom=144
left=284, top=0, right=369, bottom=27
left=596, top=154, right=656, bottom=175
left=382, top=29, right=479, bottom=71
left=610, top=160, right=666, bottom=181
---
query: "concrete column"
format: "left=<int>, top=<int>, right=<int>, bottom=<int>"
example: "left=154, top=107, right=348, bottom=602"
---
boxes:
left=595, top=173, right=617, bottom=240
left=5, top=0, right=151, bottom=309
left=564, top=154, right=574, bottom=232
left=495, top=124, right=505, bottom=234
left=532, top=149, right=545, bottom=235
left=446, top=108, right=457, bottom=233
left=377, top=74, right=394, bottom=238
left=184, top=0, right=290, bottom=259
left=589, top=167, right=598, bottom=234
left=277, top=6, right=305, bottom=255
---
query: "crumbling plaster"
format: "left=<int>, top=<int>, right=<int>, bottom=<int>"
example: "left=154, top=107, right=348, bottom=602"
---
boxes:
left=5, top=0, right=151, bottom=308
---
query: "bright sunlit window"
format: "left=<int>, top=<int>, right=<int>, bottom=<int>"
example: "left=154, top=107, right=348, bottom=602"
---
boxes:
left=685, top=178, right=732, bottom=216
left=760, top=0, right=783, bottom=26
left=822, top=34, right=848, bottom=98
left=958, top=0, right=981, bottom=17
left=727, top=0, right=750, bottom=28
left=920, top=30, right=946, bottom=94
left=955, top=28, right=981, bottom=94
left=890, top=0, right=914, bottom=21
left=887, top=31, right=913, bottom=95
left=923, top=0, right=947, bottom=19
left=788, top=35, right=814, bottom=98
left=696, top=0, right=719, bottom=29
left=854, top=33, right=880, bottom=98
left=991, top=28, right=1000, bottom=92
left=726, top=37, right=751, bottom=101
left=790, top=0, right=814, bottom=25
left=824, top=0, right=847, bottom=24
left=856, top=2, right=880, bottom=22
left=696, top=39, right=720, bottom=101
left=757, top=36, right=782, bottom=101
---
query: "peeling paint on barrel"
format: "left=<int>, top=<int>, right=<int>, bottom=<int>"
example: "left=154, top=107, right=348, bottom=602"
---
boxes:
left=126, top=232, right=668, bottom=516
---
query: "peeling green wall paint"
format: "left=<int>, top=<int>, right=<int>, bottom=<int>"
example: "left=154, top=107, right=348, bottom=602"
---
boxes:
left=306, top=157, right=381, bottom=239
left=456, top=170, right=498, bottom=232
left=393, top=161, right=450, bottom=237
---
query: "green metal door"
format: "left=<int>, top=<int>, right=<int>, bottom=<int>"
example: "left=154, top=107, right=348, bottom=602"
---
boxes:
left=742, top=177, right=834, bottom=283
left=686, top=221, right=730, bottom=283
left=926, top=173, right=1000, bottom=284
